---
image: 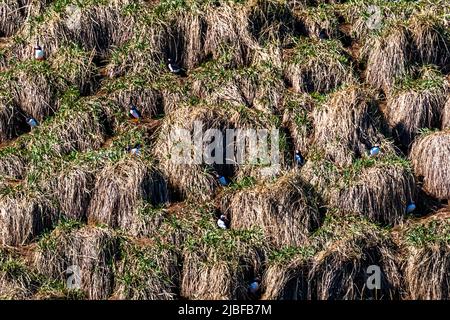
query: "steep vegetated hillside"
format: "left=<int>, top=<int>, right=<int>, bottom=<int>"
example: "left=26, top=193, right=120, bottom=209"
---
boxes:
left=0, top=0, right=449, bottom=300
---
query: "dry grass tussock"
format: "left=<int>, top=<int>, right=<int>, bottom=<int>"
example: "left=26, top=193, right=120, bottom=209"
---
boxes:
left=400, top=208, right=450, bottom=299
left=154, top=104, right=230, bottom=201
left=284, top=37, right=355, bottom=94
left=114, top=238, right=179, bottom=299
left=363, top=25, right=409, bottom=91
left=181, top=241, right=264, bottom=300
left=330, top=162, right=416, bottom=225
left=34, top=224, right=118, bottom=299
left=410, top=130, right=450, bottom=200
left=222, top=172, right=321, bottom=248
left=0, top=246, right=38, bottom=299
left=43, top=164, right=96, bottom=222
left=312, top=85, right=388, bottom=166
left=191, top=61, right=284, bottom=114
left=88, top=157, right=168, bottom=230
left=385, top=66, right=448, bottom=147
left=11, top=0, right=135, bottom=62
left=262, top=215, right=401, bottom=300
left=0, top=189, right=57, bottom=246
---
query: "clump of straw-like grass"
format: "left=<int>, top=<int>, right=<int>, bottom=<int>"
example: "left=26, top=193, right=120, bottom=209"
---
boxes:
left=363, top=23, right=410, bottom=91
left=114, top=237, right=179, bottom=299
left=0, top=95, right=27, bottom=143
left=0, top=0, right=29, bottom=37
left=25, top=95, right=106, bottom=161
left=88, top=157, right=168, bottom=230
left=247, top=0, right=301, bottom=43
left=79, top=1, right=135, bottom=55
left=409, top=12, right=449, bottom=67
left=281, top=91, right=314, bottom=153
left=0, top=189, right=57, bottom=246
left=0, top=146, right=28, bottom=183
left=296, top=5, right=339, bottom=40
left=151, top=203, right=266, bottom=300
left=106, top=77, right=164, bottom=119
left=284, top=37, right=355, bottom=94
left=154, top=103, right=230, bottom=201
left=105, top=31, right=166, bottom=78
left=34, top=223, right=118, bottom=299
left=12, top=60, right=60, bottom=121
left=191, top=60, right=284, bottom=114
left=299, top=154, right=339, bottom=201
left=181, top=249, right=258, bottom=300
left=202, top=2, right=259, bottom=67
left=400, top=208, right=450, bottom=299
left=342, top=0, right=412, bottom=40
left=307, top=215, right=401, bottom=300
left=51, top=43, right=98, bottom=95
left=262, top=214, right=401, bottom=300
left=0, top=247, right=38, bottom=299
left=330, top=159, right=416, bottom=225
left=312, top=86, right=386, bottom=166
left=171, top=10, right=206, bottom=70
left=410, top=130, right=450, bottom=200
left=222, top=173, right=321, bottom=248
left=13, top=0, right=135, bottom=61
left=443, top=98, right=450, bottom=130
left=261, top=246, right=313, bottom=300
left=385, top=66, right=448, bottom=147
left=44, top=164, right=96, bottom=221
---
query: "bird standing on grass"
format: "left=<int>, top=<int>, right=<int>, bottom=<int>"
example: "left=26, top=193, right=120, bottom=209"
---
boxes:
left=294, top=150, right=305, bottom=167
left=217, top=214, right=229, bottom=230
left=129, top=101, right=142, bottom=122
left=34, top=42, right=45, bottom=61
left=167, top=58, right=181, bottom=75
left=26, top=117, right=39, bottom=129
left=369, top=146, right=381, bottom=157
left=406, top=202, right=416, bottom=214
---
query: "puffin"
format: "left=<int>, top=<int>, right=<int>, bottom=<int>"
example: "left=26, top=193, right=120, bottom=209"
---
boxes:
left=167, top=58, right=182, bottom=74
left=294, top=150, right=305, bottom=167
left=217, top=214, right=228, bottom=230
left=129, top=144, right=141, bottom=156
left=34, top=42, right=45, bottom=61
left=406, top=202, right=416, bottom=214
left=129, top=101, right=142, bottom=122
left=248, top=278, right=261, bottom=295
left=319, top=29, right=329, bottom=40
left=215, top=173, right=229, bottom=186
left=369, top=146, right=381, bottom=157
left=26, top=117, right=39, bottom=129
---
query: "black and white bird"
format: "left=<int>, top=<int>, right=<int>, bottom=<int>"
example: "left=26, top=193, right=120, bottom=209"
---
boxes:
left=406, top=202, right=416, bottom=214
left=294, top=150, right=305, bottom=167
left=217, top=214, right=229, bottom=230
left=167, top=58, right=182, bottom=74
left=248, top=278, right=261, bottom=295
left=34, top=42, right=45, bottom=61
left=26, top=117, right=39, bottom=129
left=129, top=144, right=141, bottom=156
left=129, top=102, right=142, bottom=122
left=369, top=146, right=381, bottom=157
left=214, top=173, right=229, bottom=186
left=319, top=29, right=329, bottom=40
